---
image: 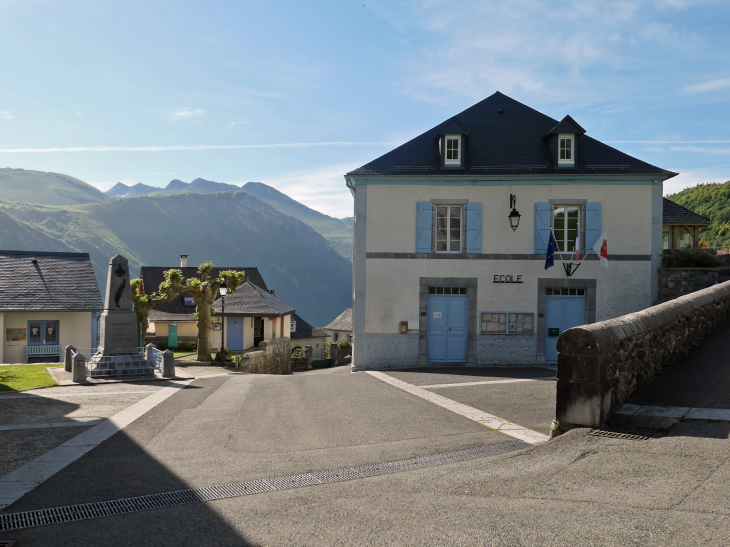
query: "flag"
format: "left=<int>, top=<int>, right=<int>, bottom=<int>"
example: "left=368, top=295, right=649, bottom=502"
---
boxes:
left=573, top=232, right=580, bottom=261
left=545, top=231, right=558, bottom=270
left=591, top=230, right=608, bottom=268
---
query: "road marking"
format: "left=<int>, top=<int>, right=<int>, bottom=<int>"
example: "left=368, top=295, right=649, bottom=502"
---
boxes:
left=419, top=377, right=556, bottom=389
left=0, top=379, right=193, bottom=509
left=0, top=420, right=103, bottom=431
left=615, top=403, right=730, bottom=422
left=366, top=371, right=549, bottom=445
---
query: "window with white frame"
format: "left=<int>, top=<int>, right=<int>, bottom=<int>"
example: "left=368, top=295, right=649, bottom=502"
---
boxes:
left=290, top=320, right=296, bottom=332
left=445, top=136, right=460, bottom=165
left=184, top=297, right=194, bottom=306
left=552, top=205, right=581, bottom=252
left=558, top=134, right=573, bottom=165
left=436, top=205, right=462, bottom=252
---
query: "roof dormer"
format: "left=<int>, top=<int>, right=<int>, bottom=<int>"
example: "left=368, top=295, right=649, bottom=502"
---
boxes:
left=546, top=115, right=585, bottom=168
left=435, top=117, right=471, bottom=169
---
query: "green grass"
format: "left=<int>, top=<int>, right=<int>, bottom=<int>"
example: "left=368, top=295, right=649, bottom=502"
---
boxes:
left=0, top=364, right=61, bottom=392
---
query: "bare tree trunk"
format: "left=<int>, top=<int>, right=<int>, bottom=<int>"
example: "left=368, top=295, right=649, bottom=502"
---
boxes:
left=196, top=300, right=214, bottom=361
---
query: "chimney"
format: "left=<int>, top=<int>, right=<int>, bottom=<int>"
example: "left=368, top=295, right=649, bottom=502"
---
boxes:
left=180, top=255, right=188, bottom=268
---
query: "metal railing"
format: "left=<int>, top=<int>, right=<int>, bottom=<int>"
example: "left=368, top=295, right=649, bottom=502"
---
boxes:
left=70, top=345, right=163, bottom=377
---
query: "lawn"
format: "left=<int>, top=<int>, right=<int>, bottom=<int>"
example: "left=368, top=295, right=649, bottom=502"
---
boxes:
left=0, top=364, right=61, bottom=392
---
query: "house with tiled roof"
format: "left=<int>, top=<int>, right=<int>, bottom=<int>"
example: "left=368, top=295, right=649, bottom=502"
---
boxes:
left=662, top=198, right=711, bottom=249
left=0, top=250, right=102, bottom=363
left=345, top=92, right=677, bottom=369
left=324, top=308, right=352, bottom=343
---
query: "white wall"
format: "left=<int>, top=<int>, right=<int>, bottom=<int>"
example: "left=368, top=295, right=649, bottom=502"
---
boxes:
left=1, top=311, right=93, bottom=364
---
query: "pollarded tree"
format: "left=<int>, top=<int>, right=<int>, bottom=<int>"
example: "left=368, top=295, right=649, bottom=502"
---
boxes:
left=131, top=269, right=183, bottom=345
left=167, top=262, right=246, bottom=361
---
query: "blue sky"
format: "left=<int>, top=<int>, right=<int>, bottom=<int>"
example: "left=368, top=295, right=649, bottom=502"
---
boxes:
left=1, top=0, right=729, bottom=218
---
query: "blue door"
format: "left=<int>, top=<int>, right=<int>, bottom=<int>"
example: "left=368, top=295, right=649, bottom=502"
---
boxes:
left=545, top=293, right=586, bottom=363
left=427, top=295, right=468, bottom=362
left=227, top=317, right=244, bottom=350
left=168, top=323, right=178, bottom=349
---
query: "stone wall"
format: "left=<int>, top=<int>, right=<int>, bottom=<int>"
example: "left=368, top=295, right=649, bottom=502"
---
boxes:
left=291, top=346, right=312, bottom=372
left=657, top=267, right=719, bottom=301
left=477, top=335, right=536, bottom=365
left=352, top=333, right=419, bottom=370
left=555, top=281, right=730, bottom=432
left=243, top=337, right=292, bottom=375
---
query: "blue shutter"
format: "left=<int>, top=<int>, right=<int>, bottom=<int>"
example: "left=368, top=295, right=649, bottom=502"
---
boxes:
left=585, top=203, right=602, bottom=253
left=465, top=202, right=482, bottom=253
left=534, top=202, right=551, bottom=254
left=416, top=202, right=433, bottom=253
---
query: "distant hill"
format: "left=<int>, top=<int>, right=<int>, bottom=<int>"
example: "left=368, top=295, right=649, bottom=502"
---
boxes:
left=0, top=191, right=352, bottom=326
left=339, top=217, right=354, bottom=227
left=105, top=177, right=242, bottom=198
left=107, top=182, right=161, bottom=198
left=243, top=182, right=353, bottom=260
left=0, top=168, right=111, bottom=205
left=666, top=181, right=730, bottom=247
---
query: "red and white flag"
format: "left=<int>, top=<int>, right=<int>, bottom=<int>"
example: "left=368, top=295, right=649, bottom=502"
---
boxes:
left=591, top=230, right=608, bottom=268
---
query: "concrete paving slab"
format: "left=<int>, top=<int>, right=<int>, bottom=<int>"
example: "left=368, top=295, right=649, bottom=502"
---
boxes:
left=0, top=426, right=96, bottom=477
left=635, top=405, right=689, bottom=418
left=686, top=408, right=730, bottom=421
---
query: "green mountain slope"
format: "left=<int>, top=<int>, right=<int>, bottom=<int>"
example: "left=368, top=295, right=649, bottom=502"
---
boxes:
left=243, top=182, right=353, bottom=260
left=0, top=168, right=111, bottom=205
left=0, top=192, right=352, bottom=326
left=666, top=181, right=730, bottom=247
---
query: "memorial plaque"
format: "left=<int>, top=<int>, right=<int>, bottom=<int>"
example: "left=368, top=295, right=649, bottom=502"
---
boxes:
left=97, top=255, right=139, bottom=355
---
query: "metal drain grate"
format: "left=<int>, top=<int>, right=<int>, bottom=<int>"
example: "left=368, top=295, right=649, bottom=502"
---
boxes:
left=0, top=541, right=18, bottom=547
left=590, top=425, right=659, bottom=441
left=0, top=440, right=530, bottom=532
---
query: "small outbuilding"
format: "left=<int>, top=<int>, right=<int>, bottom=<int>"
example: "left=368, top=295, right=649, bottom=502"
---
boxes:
left=662, top=198, right=712, bottom=249
left=290, top=312, right=328, bottom=359
left=0, top=250, right=103, bottom=364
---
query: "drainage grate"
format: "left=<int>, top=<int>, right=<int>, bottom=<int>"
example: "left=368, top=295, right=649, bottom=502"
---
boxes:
left=590, top=425, right=659, bottom=441
left=0, top=440, right=530, bottom=532
left=0, top=541, right=17, bottom=547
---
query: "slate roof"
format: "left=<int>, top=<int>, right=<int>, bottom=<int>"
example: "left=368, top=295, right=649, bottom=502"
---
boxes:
left=325, top=308, right=352, bottom=332
left=663, top=198, right=712, bottom=226
left=212, top=281, right=295, bottom=317
left=142, top=266, right=267, bottom=323
left=290, top=313, right=328, bottom=341
left=0, top=250, right=102, bottom=312
left=348, top=92, right=676, bottom=178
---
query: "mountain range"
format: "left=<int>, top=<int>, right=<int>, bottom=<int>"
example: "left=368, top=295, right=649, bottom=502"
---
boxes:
left=0, top=168, right=353, bottom=326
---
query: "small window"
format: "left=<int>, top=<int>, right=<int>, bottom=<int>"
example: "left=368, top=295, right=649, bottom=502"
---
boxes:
left=445, top=136, right=460, bottom=165
left=553, top=205, right=581, bottom=253
left=436, top=205, right=462, bottom=253
left=662, top=228, right=671, bottom=250
left=334, top=333, right=339, bottom=341
left=184, top=297, right=194, bottom=306
left=558, top=134, right=574, bottom=165
left=290, top=321, right=296, bottom=332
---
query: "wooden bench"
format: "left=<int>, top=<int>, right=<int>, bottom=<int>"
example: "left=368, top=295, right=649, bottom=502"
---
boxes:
left=26, top=345, right=62, bottom=363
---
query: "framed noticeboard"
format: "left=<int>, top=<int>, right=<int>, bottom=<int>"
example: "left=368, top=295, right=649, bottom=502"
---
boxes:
left=508, top=313, right=534, bottom=335
left=6, top=328, right=27, bottom=342
left=481, top=312, right=507, bottom=334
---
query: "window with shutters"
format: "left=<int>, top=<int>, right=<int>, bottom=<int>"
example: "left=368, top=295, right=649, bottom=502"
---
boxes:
left=436, top=205, right=462, bottom=252
left=552, top=205, right=581, bottom=252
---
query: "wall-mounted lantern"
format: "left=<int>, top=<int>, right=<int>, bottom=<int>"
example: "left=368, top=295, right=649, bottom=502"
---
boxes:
left=508, top=194, right=521, bottom=232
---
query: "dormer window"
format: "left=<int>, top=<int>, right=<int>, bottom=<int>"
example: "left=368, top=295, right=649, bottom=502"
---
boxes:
left=445, top=136, right=460, bottom=165
left=558, top=134, right=574, bottom=166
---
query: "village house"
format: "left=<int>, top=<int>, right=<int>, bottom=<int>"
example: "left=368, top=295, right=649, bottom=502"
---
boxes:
left=662, top=198, right=712, bottom=249
left=290, top=313, right=328, bottom=359
left=0, top=250, right=102, bottom=364
left=324, top=308, right=352, bottom=343
left=346, top=92, right=677, bottom=369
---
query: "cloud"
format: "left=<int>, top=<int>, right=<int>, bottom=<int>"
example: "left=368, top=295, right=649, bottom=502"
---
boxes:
left=230, top=121, right=250, bottom=128
left=607, top=140, right=730, bottom=144
left=663, top=165, right=730, bottom=195
left=682, top=77, right=730, bottom=94
left=0, top=141, right=396, bottom=153
left=0, top=111, right=13, bottom=120
left=669, top=145, right=730, bottom=154
left=167, top=108, right=205, bottom=120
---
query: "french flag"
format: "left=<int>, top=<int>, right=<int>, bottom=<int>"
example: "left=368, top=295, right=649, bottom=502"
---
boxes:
left=573, top=233, right=580, bottom=261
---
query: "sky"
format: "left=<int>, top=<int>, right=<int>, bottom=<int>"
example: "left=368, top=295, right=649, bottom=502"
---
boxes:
left=1, top=0, right=730, bottom=218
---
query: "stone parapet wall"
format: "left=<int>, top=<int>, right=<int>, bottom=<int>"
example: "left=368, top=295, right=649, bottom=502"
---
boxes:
left=352, top=333, right=418, bottom=370
left=657, top=267, right=719, bottom=301
left=555, top=281, right=730, bottom=432
left=243, top=337, right=291, bottom=375
left=477, top=335, right=536, bottom=365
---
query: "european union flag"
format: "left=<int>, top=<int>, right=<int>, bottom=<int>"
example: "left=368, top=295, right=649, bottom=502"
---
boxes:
left=545, top=231, right=558, bottom=270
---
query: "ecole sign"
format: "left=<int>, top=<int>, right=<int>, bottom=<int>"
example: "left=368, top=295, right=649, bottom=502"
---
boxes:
left=493, top=275, right=523, bottom=284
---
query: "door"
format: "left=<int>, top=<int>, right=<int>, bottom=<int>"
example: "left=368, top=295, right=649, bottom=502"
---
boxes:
left=27, top=320, right=59, bottom=346
left=545, top=291, right=586, bottom=363
left=168, top=323, right=178, bottom=349
left=253, top=317, right=264, bottom=347
left=427, top=294, right=468, bottom=363
left=227, top=317, right=243, bottom=350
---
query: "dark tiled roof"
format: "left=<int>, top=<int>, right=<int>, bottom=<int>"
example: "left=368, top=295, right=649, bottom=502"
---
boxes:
left=663, top=198, right=712, bottom=226
left=348, top=92, right=675, bottom=178
left=212, top=281, right=295, bottom=316
left=141, top=266, right=267, bottom=322
left=290, top=313, right=328, bottom=340
left=0, top=250, right=102, bottom=311
left=325, top=308, right=352, bottom=331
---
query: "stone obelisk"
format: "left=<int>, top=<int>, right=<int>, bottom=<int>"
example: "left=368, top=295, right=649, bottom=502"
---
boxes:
left=98, top=255, right=139, bottom=356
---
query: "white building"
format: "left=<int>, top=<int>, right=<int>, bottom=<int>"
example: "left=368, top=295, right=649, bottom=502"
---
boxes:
left=345, top=92, right=675, bottom=370
left=324, top=308, right=352, bottom=343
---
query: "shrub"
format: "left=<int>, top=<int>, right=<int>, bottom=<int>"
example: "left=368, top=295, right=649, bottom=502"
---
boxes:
left=337, top=338, right=352, bottom=349
left=324, top=341, right=331, bottom=359
left=662, top=249, right=722, bottom=268
left=155, top=340, right=169, bottom=351
left=291, top=346, right=306, bottom=359
left=697, top=240, right=710, bottom=248
left=176, top=341, right=197, bottom=353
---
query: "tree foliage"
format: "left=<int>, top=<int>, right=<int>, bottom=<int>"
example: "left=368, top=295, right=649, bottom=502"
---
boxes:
left=131, top=269, right=182, bottom=344
left=666, top=181, right=730, bottom=247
